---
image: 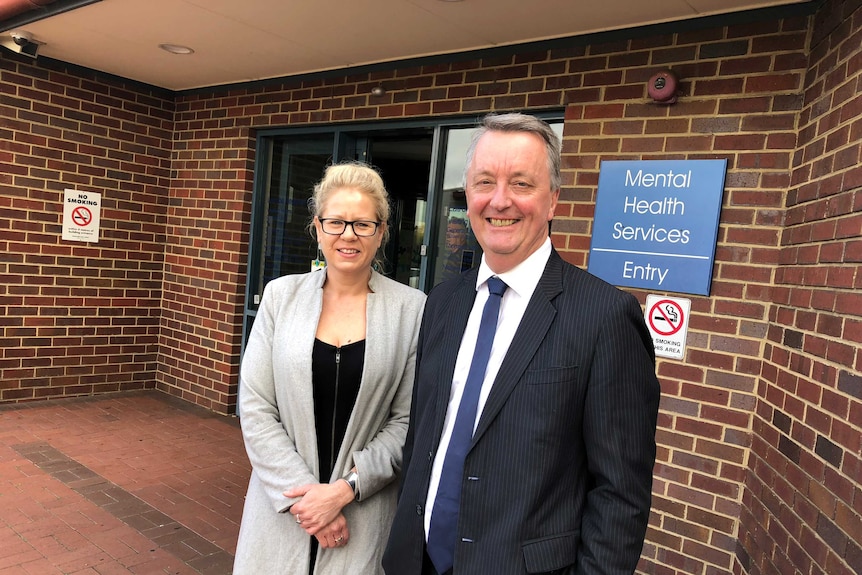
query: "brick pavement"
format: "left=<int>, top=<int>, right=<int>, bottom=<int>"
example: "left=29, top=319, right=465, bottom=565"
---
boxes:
left=0, top=391, right=251, bottom=575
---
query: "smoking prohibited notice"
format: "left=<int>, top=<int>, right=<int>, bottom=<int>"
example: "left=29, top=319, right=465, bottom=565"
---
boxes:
left=644, top=294, right=691, bottom=360
left=62, top=189, right=101, bottom=243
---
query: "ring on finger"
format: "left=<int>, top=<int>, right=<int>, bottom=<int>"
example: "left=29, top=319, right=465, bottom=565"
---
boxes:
left=335, top=535, right=344, bottom=543
left=295, top=515, right=302, bottom=524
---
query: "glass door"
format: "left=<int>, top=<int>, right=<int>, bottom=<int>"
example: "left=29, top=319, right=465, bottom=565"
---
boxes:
left=243, top=128, right=435, bottom=349
left=431, top=127, right=481, bottom=286
left=337, top=130, right=434, bottom=287
left=242, top=134, right=333, bottom=346
left=242, top=116, right=563, bottom=357
left=363, top=132, right=433, bottom=288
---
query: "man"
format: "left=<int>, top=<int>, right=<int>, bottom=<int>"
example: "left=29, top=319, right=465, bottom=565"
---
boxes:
left=383, top=113, right=660, bottom=575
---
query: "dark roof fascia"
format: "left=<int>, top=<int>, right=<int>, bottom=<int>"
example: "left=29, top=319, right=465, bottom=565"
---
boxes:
left=0, top=0, right=102, bottom=33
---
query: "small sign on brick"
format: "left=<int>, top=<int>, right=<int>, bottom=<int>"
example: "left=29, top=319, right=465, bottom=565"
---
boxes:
left=645, top=294, right=691, bottom=360
left=62, top=189, right=101, bottom=243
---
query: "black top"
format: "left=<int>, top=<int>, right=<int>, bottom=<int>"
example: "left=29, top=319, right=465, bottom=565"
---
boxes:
left=311, top=338, right=365, bottom=481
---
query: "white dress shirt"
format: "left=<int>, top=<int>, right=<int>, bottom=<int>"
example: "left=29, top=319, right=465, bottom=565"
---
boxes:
left=424, top=238, right=553, bottom=537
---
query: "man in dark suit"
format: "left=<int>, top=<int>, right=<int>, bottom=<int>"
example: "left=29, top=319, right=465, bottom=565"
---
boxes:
left=383, top=113, right=660, bottom=575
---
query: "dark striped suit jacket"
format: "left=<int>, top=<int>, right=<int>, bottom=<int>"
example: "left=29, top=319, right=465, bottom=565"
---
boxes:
left=384, top=249, right=660, bottom=575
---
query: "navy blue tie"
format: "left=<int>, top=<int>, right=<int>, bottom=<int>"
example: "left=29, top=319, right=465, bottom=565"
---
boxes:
left=427, top=276, right=508, bottom=574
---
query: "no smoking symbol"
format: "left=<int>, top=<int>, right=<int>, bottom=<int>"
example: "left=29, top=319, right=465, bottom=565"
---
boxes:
left=649, top=299, right=684, bottom=336
left=71, top=206, right=92, bottom=227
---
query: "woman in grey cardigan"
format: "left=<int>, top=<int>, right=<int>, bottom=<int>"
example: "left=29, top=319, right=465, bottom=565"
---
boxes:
left=233, top=162, right=426, bottom=574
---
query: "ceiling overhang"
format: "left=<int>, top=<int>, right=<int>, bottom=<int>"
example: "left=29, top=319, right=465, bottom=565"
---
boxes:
left=0, top=0, right=816, bottom=92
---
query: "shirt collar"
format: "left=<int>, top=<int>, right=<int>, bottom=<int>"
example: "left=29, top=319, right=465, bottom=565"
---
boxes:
left=475, top=237, right=552, bottom=297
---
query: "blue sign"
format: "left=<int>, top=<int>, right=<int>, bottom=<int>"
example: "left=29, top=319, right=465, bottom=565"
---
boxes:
left=587, top=159, right=726, bottom=296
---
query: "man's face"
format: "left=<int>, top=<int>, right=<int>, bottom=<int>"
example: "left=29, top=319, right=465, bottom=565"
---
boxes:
left=465, top=130, right=559, bottom=273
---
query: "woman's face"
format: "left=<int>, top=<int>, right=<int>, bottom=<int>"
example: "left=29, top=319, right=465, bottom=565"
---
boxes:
left=314, top=187, right=384, bottom=276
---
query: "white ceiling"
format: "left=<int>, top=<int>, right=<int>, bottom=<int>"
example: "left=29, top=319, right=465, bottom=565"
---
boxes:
left=6, top=0, right=810, bottom=91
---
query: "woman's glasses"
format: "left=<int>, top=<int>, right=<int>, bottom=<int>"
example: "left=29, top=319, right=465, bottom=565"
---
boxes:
left=318, top=218, right=380, bottom=237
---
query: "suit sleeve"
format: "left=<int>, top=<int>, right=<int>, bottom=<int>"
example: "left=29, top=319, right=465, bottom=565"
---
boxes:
left=577, top=292, right=660, bottom=574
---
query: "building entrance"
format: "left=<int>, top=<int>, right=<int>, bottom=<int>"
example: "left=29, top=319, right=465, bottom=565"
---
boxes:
left=241, top=116, right=562, bottom=352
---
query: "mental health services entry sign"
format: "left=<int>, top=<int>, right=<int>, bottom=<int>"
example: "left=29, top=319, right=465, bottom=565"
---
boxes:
left=587, top=160, right=726, bottom=296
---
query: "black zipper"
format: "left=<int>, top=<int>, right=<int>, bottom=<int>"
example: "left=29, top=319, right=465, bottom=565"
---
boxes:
left=330, top=347, right=341, bottom=473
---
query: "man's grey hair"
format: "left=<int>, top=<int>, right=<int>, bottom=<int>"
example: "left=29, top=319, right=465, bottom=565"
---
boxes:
left=463, top=113, right=562, bottom=191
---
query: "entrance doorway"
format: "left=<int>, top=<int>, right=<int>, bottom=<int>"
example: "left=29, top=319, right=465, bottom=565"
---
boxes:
left=241, top=115, right=563, bottom=352
left=242, top=126, right=441, bottom=350
left=341, top=129, right=433, bottom=289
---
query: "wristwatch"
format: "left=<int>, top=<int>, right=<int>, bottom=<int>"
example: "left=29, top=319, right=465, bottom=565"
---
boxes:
left=342, top=471, right=360, bottom=499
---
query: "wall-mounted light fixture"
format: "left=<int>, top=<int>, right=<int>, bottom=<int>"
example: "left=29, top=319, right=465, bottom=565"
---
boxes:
left=0, top=30, right=40, bottom=58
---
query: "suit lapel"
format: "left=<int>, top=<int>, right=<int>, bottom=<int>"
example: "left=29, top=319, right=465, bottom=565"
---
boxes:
left=472, top=252, right=564, bottom=445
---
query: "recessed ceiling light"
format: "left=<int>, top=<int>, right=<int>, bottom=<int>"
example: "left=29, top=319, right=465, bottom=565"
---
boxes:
left=159, top=43, right=194, bottom=55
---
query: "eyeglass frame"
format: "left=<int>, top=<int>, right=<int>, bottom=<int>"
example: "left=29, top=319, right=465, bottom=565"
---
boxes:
left=317, top=218, right=382, bottom=237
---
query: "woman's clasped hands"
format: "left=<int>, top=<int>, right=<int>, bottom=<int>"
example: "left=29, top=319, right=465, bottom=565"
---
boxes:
left=285, top=481, right=354, bottom=548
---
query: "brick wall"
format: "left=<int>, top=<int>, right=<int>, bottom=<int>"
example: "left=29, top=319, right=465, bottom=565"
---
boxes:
left=0, top=56, right=173, bottom=402
left=171, top=11, right=827, bottom=573
left=1, top=2, right=859, bottom=574
left=738, top=0, right=862, bottom=574
left=156, top=103, right=254, bottom=413
left=552, top=16, right=808, bottom=575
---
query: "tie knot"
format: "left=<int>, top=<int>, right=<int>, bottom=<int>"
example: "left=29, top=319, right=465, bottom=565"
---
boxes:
left=487, top=276, right=508, bottom=297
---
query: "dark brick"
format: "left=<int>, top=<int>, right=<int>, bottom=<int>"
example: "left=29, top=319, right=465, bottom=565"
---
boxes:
left=837, top=370, right=862, bottom=399
left=815, top=435, right=843, bottom=469
left=700, top=40, right=751, bottom=59
left=773, top=410, right=792, bottom=434
left=816, top=513, right=849, bottom=559
left=783, top=329, right=804, bottom=349
left=778, top=434, right=801, bottom=464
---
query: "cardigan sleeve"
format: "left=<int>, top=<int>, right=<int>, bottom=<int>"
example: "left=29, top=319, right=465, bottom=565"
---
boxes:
left=238, top=279, right=319, bottom=513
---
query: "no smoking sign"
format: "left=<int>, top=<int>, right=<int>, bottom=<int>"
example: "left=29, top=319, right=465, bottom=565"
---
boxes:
left=644, top=294, right=691, bottom=360
left=71, top=206, right=92, bottom=226
left=62, top=189, right=101, bottom=243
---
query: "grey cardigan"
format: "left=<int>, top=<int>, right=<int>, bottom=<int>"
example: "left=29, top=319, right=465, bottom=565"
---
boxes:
left=233, top=269, right=426, bottom=575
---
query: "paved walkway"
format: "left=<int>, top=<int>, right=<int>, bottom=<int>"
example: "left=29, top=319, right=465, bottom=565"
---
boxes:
left=0, top=391, right=251, bottom=575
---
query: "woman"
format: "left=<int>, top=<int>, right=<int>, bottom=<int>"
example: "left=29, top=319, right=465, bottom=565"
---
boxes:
left=233, top=161, right=426, bottom=574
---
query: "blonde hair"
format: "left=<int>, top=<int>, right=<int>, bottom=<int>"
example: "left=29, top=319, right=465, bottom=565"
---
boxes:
left=308, top=161, right=391, bottom=269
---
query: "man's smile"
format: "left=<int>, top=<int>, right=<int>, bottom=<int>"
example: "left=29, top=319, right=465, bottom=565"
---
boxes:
left=488, top=218, right=518, bottom=227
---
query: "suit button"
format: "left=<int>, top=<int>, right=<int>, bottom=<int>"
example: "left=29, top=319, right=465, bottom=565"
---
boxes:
left=415, top=505, right=423, bottom=516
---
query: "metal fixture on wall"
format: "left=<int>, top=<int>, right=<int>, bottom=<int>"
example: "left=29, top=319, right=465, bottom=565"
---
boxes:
left=0, top=28, right=39, bottom=57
